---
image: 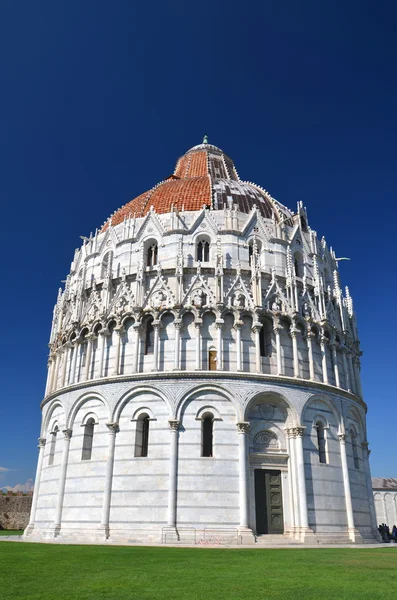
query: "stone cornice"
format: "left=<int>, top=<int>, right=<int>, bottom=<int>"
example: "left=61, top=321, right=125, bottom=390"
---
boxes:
left=40, top=370, right=367, bottom=412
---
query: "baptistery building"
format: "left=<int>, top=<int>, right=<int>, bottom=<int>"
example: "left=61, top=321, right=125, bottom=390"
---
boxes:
left=25, top=139, right=379, bottom=544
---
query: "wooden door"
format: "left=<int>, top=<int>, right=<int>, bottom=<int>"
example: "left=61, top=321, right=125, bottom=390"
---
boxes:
left=209, top=350, right=217, bottom=371
left=255, top=469, right=284, bottom=534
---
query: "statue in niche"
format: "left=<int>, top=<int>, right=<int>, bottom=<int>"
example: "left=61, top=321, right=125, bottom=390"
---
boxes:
left=192, top=289, right=206, bottom=308
left=151, top=290, right=167, bottom=309
left=302, top=302, right=311, bottom=318
left=234, top=292, right=246, bottom=308
left=271, top=298, right=281, bottom=313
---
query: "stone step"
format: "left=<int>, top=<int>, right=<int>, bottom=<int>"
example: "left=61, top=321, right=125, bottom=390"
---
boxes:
left=256, top=534, right=300, bottom=545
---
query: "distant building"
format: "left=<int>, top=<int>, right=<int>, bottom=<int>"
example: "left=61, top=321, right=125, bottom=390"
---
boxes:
left=25, top=139, right=379, bottom=545
left=373, top=478, right=397, bottom=526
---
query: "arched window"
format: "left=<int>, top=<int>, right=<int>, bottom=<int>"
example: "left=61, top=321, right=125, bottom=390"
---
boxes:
left=208, top=349, right=217, bottom=371
left=260, top=318, right=273, bottom=357
left=101, top=251, right=113, bottom=279
left=146, top=243, right=158, bottom=267
left=316, top=422, right=327, bottom=464
left=81, top=418, right=95, bottom=461
left=202, top=413, right=214, bottom=457
left=48, top=425, right=58, bottom=466
left=350, top=428, right=359, bottom=469
left=197, top=239, right=210, bottom=262
left=294, top=252, right=303, bottom=278
left=144, top=318, right=154, bottom=355
left=135, top=414, right=150, bottom=457
left=300, top=215, right=308, bottom=232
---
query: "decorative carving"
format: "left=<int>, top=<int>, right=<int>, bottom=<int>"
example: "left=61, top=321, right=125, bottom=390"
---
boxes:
left=292, top=426, right=305, bottom=438
left=236, top=422, right=250, bottom=434
left=106, top=422, right=119, bottom=434
left=168, top=419, right=180, bottom=432
left=62, top=429, right=73, bottom=440
left=258, top=402, right=275, bottom=421
left=253, top=430, right=279, bottom=451
left=38, top=438, right=46, bottom=449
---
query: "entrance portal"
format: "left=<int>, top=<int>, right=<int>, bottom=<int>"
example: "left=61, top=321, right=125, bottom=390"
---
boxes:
left=254, top=469, right=284, bottom=534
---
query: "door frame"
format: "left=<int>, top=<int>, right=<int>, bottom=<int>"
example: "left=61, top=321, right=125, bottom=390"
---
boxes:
left=249, top=453, right=289, bottom=535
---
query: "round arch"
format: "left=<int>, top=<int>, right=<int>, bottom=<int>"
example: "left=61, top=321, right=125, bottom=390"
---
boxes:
left=42, top=400, right=67, bottom=436
left=242, top=389, right=297, bottom=426
left=112, top=385, right=172, bottom=423
left=67, top=391, right=109, bottom=429
left=301, top=394, right=341, bottom=429
left=175, top=383, right=238, bottom=421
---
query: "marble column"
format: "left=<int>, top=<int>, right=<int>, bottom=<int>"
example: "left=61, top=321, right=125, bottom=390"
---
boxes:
left=70, top=341, right=79, bottom=385
left=306, top=331, right=315, bottom=381
left=84, top=334, right=94, bottom=381
left=45, top=360, right=53, bottom=397
left=113, top=328, right=123, bottom=375
left=293, top=427, right=310, bottom=530
left=274, top=325, right=282, bottom=375
left=152, top=321, right=160, bottom=372
left=331, top=343, right=340, bottom=388
left=353, top=357, right=363, bottom=398
left=52, top=352, right=61, bottom=392
left=61, top=344, right=70, bottom=388
left=342, top=349, right=351, bottom=392
left=216, top=321, right=223, bottom=371
left=166, top=420, right=180, bottom=528
left=53, top=429, right=73, bottom=535
left=132, top=323, right=140, bottom=373
left=195, top=322, right=201, bottom=370
left=173, top=320, right=181, bottom=370
left=99, top=423, right=118, bottom=538
left=24, top=438, right=46, bottom=535
left=285, top=428, right=297, bottom=532
left=235, top=321, right=242, bottom=371
left=253, top=324, right=262, bottom=374
left=338, top=433, right=357, bottom=540
left=320, top=336, right=329, bottom=384
left=236, top=422, right=250, bottom=530
left=98, top=331, right=107, bottom=378
left=290, top=327, right=299, bottom=378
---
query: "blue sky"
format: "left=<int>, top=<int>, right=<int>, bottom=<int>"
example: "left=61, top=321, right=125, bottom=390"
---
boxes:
left=0, top=0, right=396, bottom=489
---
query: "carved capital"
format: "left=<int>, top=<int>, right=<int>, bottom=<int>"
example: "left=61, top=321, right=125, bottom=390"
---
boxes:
left=168, top=419, right=180, bottom=432
left=173, top=320, right=182, bottom=330
left=106, top=422, right=119, bottom=434
left=292, top=426, right=305, bottom=438
left=236, top=421, right=250, bottom=434
left=338, top=433, right=347, bottom=443
left=361, top=441, right=370, bottom=456
left=63, top=428, right=73, bottom=440
left=38, top=437, right=46, bottom=449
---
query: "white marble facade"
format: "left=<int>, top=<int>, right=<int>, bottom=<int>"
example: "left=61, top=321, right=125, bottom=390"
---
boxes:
left=25, top=141, right=379, bottom=544
left=373, top=479, right=397, bottom=527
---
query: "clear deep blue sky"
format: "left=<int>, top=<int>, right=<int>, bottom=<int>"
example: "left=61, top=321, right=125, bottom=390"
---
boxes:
left=1, top=0, right=396, bottom=489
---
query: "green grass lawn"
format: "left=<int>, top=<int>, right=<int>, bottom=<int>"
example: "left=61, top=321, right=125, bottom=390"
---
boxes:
left=0, top=529, right=23, bottom=536
left=0, top=543, right=396, bottom=600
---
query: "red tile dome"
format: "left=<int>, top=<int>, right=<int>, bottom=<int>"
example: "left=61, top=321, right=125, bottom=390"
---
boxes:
left=102, top=139, right=289, bottom=230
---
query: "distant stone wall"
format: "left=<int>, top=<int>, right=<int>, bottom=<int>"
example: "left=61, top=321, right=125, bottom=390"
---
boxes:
left=0, top=493, right=32, bottom=530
